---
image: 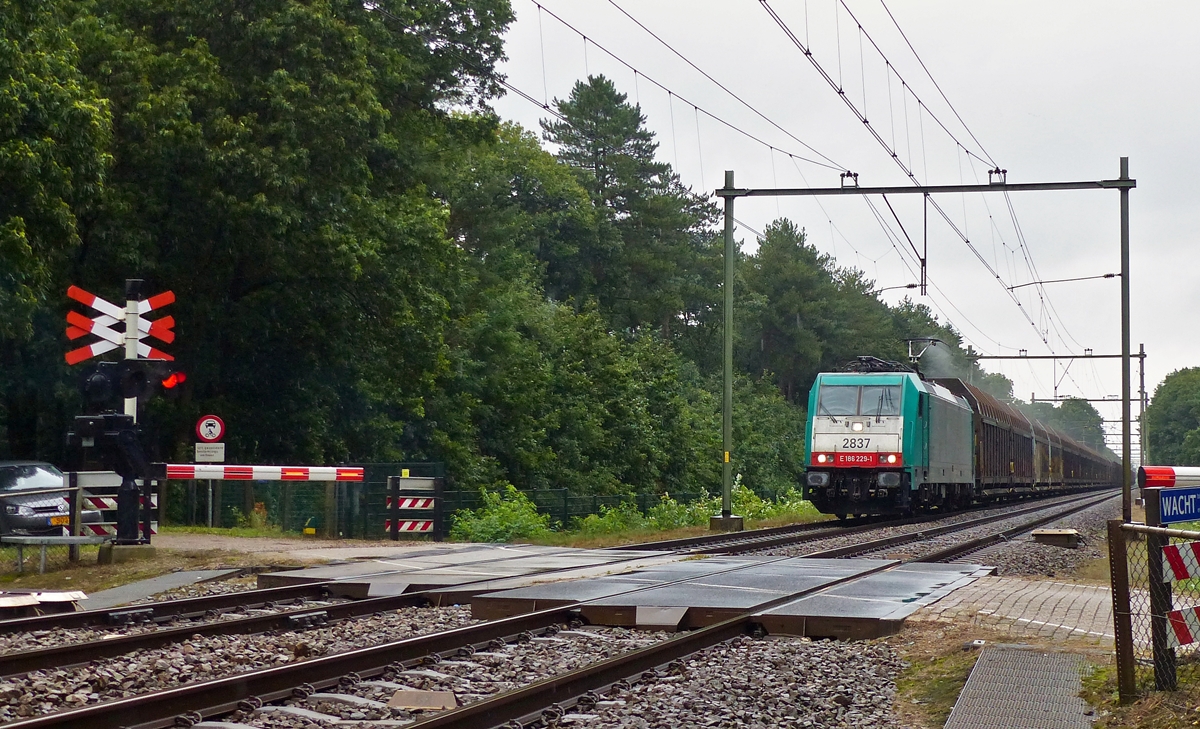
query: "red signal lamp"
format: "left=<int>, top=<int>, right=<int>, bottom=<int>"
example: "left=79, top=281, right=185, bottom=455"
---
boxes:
left=161, top=371, right=187, bottom=389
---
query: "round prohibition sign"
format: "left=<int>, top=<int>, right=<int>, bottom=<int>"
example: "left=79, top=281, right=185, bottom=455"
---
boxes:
left=196, top=415, right=225, bottom=443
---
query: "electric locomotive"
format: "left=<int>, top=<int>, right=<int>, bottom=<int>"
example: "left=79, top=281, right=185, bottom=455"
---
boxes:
left=802, top=356, right=1118, bottom=517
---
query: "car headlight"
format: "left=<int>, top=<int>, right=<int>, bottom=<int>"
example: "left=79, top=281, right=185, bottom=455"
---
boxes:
left=806, top=472, right=831, bottom=487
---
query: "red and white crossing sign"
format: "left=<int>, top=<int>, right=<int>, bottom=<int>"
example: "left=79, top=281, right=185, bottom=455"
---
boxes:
left=64, top=285, right=175, bottom=364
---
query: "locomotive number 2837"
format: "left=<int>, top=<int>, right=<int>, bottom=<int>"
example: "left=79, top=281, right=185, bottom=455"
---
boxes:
left=842, top=437, right=871, bottom=449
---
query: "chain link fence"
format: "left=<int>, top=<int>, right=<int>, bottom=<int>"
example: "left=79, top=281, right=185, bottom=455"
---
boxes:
left=160, top=461, right=712, bottom=539
left=1110, top=518, right=1200, bottom=702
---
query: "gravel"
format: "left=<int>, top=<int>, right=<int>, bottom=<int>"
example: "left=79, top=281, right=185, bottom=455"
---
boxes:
left=0, top=596, right=349, bottom=655
left=558, top=635, right=904, bottom=729
left=0, top=605, right=477, bottom=722
left=967, top=495, right=1119, bottom=577
left=754, top=493, right=1098, bottom=559
left=193, top=632, right=903, bottom=729
left=213, top=625, right=672, bottom=727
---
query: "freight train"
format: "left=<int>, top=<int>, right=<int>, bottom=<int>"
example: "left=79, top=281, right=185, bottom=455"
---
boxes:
left=802, top=356, right=1120, bottom=517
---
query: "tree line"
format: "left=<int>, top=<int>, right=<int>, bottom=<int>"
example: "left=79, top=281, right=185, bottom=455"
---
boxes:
left=1, top=0, right=1106, bottom=497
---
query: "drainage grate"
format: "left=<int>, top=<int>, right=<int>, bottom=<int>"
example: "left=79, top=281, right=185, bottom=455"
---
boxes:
left=944, top=646, right=1094, bottom=729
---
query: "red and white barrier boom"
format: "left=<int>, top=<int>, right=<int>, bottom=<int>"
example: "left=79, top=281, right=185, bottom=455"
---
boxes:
left=161, top=465, right=363, bottom=481
left=1139, top=466, right=1200, bottom=489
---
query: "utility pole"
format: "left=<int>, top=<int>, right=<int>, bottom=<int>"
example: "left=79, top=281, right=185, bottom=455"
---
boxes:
left=1121, top=158, right=1132, bottom=523
left=711, top=171, right=743, bottom=531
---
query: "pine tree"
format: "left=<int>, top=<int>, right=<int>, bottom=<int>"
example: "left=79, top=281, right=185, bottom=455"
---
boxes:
left=542, top=75, right=717, bottom=334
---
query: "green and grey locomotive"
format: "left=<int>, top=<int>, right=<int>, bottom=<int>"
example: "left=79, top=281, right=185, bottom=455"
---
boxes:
left=802, top=357, right=1119, bottom=517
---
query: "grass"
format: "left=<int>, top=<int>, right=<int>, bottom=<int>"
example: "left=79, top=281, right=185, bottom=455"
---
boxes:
left=520, top=512, right=831, bottom=549
left=1080, top=655, right=1200, bottom=728
left=894, top=641, right=981, bottom=726
left=0, top=546, right=298, bottom=594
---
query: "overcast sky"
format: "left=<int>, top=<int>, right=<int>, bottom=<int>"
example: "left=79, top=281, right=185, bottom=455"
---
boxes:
left=489, top=0, right=1200, bottom=458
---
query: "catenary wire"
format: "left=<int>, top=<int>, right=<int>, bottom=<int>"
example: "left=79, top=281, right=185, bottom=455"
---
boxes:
left=529, top=0, right=844, bottom=172
left=757, top=0, right=1059, bottom=353
left=604, top=0, right=844, bottom=169
left=876, top=0, right=998, bottom=167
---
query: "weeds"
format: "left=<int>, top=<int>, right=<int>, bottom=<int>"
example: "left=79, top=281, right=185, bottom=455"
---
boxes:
left=449, top=485, right=554, bottom=542
left=450, top=476, right=824, bottom=542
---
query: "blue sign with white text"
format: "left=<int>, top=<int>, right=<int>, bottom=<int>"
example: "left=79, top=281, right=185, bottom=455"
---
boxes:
left=1157, top=486, right=1200, bottom=524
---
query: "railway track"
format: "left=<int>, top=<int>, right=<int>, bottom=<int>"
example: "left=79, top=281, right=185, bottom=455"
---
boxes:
left=0, top=489, right=1113, bottom=678
left=0, top=487, right=1118, bottom=728
left=794, top=491, right=1116, bottom=561
left=627, top=485, right=1112, bottom=556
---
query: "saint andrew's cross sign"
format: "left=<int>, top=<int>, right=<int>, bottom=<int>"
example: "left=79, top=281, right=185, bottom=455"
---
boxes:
left=64, top=285, right=175, bottom=365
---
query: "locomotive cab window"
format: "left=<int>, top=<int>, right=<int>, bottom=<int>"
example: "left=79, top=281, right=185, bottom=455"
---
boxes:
left=861, top=385, right=901, bottom=417
left=818, top=385, right=859, bottom=416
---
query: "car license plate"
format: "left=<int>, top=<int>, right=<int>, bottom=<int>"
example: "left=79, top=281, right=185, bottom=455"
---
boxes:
left=49, top=515, right=69, bottom=526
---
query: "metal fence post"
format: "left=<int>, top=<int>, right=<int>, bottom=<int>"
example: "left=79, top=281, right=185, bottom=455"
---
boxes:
left=388, top=476, right=399, bottom=541
left=68, top=472, right=81, bottom=563
left=323, top=483, right=337, bottom=538
left=561, top=489, right=569, bottom=528
left=1145, top=489, right=1178, bottom=691
left=141, top=479, right=153, bottom=543
left=1108, top=520, right=1136, bottom=703
left=433, top=477, right=444, bottom=542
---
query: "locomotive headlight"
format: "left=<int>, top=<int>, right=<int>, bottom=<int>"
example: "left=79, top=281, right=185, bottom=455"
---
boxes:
left=816, top=454, right=828, bottom=463
left=886, top=454, right=898, bottom=464
left=851, top=422, right=864, bottom=432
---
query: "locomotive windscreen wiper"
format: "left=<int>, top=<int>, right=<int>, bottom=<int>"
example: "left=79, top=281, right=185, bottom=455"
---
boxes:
left=819, top=402, right=839, bottom=424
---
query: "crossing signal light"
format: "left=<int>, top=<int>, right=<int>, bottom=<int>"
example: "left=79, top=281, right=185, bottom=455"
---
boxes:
left=79, top=360, right=186, bottom=412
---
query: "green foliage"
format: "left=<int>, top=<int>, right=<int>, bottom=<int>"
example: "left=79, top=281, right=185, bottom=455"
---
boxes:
left=732, top=481, right=820, bottom=522
left=2, top=2, right=1028, bottom=516
left=574, top=501, right=649, bottom=535
left=1146, top=368, right=1200, bottom=465
left=644, top=492, right=718, bottom=530
left=541, top=74, right=718, bottom=334
left=0, top=0, right=111, bottom=341
left=1022, top=398, right=1107, bottom=451
left=449, top=485, right=554, bottom=543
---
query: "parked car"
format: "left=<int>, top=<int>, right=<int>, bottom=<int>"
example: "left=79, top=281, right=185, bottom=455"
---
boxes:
left=0, top=462, right=101, bottom=536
